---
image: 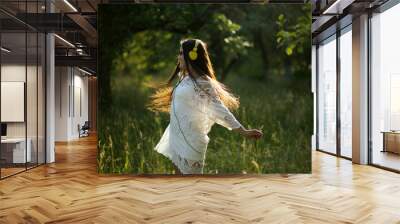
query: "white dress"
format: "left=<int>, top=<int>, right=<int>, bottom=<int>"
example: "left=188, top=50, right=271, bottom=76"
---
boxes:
left=154, top=74, right=242, bottom=174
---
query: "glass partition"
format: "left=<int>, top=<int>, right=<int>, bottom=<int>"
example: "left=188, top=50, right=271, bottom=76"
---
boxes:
left=0, top=1, right=46, bottom=179
left=38, top=32, right=45, bottom=165
left=27, top=30, right=38, bottom=169
left=1, top=31, right=28, bottom=178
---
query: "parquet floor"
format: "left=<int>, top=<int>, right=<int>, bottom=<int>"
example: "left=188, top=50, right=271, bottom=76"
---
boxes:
left=1, top=135, right=400, bottom=223
left=1, top=167, right=26, bottom=178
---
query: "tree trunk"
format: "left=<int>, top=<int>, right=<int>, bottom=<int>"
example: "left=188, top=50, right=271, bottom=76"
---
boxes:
left=283, top=56, right=292, bottom=81
left=220, top=57, right=239, bottom=82
left=254, top=29, right=269, bottom=79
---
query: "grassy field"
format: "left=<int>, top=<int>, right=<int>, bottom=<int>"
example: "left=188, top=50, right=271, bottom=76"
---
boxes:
left=97, top=73, right=312, bottom=174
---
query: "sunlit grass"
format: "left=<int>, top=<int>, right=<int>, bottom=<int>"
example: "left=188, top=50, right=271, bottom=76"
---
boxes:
left=98, top=74, right=312, bottom=174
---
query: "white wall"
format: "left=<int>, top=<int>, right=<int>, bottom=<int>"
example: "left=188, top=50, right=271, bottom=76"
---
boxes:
left=55, top=66, right=70, bottom=141
left=1, top=63, right=46, bottom=164
left=1, top=65, right=26, bottom=140
left=55, top=66, right=89, bottom=141
left=1, top=65, right=36, bottom=138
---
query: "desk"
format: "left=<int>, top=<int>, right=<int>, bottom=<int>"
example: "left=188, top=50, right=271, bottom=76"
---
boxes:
left=381, top=131, right=400, bottom=154
left=1, top=138, right=31, bottom=163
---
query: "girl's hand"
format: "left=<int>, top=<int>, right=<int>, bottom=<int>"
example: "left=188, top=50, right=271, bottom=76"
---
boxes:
left=234, top=126, right=263, bottom=140
left=243, top=129, right=263, bottom=140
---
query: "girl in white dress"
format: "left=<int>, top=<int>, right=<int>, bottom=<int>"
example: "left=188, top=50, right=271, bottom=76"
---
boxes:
left=148, top=39, right=263, bottom=174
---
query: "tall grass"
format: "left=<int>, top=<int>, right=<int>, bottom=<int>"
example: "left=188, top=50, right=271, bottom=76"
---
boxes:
left=98, top=74, right=312, bottom=174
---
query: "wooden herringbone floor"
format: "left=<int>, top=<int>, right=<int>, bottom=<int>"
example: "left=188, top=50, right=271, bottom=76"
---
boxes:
left=1, top=135, right=400, bottom=224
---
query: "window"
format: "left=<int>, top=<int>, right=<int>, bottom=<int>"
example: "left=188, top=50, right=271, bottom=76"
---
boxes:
left=317, top=35, right=337, bottom=154
left=339, top=26, right=352, bottom=158
left=370, top=3, right=400, bottom=171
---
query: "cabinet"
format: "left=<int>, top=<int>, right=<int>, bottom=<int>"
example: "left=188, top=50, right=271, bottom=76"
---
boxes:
left=382, top=132, right=400, bottom=154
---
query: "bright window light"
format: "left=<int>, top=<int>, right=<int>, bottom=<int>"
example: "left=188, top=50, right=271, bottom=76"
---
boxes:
left=63, top=0, right=78, bottom=12
left=78, top=67, right=92, bottom=76
left=1, top=47, right=11, bottom=53
left=54, top=34, right=75, bottom=48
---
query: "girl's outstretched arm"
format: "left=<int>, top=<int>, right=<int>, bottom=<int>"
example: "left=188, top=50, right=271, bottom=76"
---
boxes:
left=196, top=79, right=263, bottom=139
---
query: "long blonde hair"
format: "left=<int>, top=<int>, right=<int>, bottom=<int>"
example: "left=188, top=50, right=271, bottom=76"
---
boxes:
left=147, top=39, right=239, bottom=113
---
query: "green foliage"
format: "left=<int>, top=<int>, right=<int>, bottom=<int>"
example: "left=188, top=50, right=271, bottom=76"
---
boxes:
left=276, top=4, right=311, bottom=67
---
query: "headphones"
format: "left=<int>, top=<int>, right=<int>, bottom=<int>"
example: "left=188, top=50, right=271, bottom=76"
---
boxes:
left=188, top=40, right=199, bottom=60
